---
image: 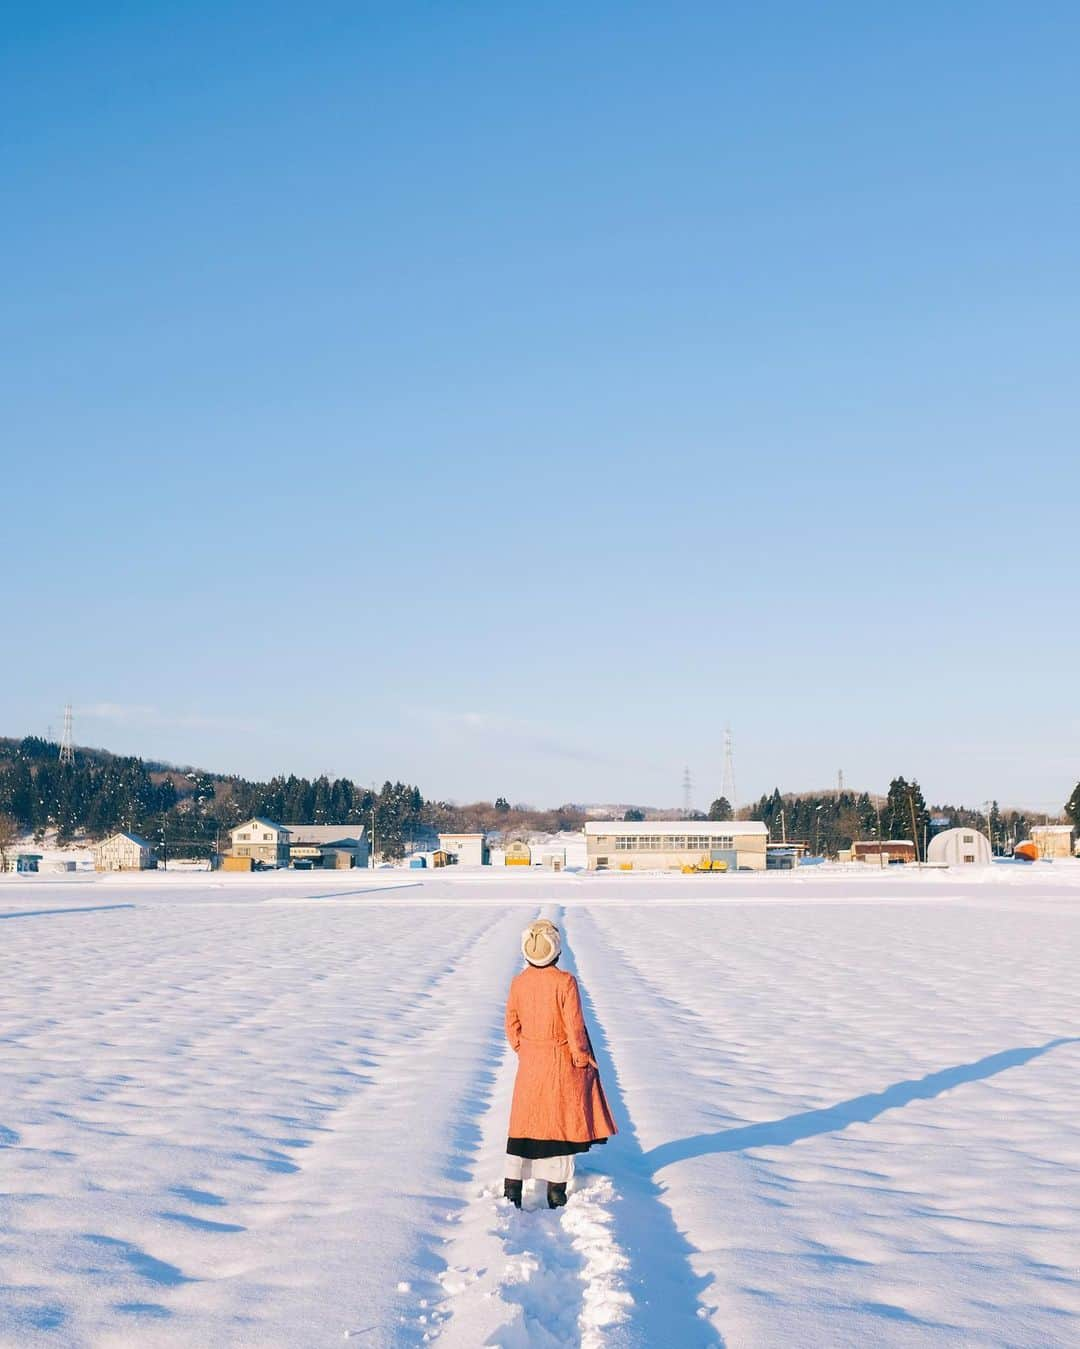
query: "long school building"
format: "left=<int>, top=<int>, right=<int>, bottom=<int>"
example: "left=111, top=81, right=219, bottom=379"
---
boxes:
left=584, top=820, right=769, bottom=872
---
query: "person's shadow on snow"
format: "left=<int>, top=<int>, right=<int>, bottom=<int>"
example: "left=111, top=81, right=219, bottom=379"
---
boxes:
left=644, top=1037, right=1079, bottom=1174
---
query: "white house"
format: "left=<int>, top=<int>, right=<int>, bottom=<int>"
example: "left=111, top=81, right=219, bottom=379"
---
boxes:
left=584, top=820, right=769, bottom=871
left=95, top=831, right=157, bottom=872
left=228, top=818, right=291, bottom=867
left=437, top=833, right=490, bottom=866
left=926, top=827, right=992, bottom=866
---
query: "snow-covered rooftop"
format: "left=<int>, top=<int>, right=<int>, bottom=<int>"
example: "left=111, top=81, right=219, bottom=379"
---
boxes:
left=584, top=820, right=768, bottom=836
left=283, top=825, right=365, bottom=844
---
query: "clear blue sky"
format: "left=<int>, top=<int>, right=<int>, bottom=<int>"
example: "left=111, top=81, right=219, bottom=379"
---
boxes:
left=3, top=3, right=1077, bottom=812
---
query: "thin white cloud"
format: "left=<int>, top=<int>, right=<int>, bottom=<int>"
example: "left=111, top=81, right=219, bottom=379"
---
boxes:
left=78, top=703, right=259, bottom=733
left=405, top=706, right=620, bottom=768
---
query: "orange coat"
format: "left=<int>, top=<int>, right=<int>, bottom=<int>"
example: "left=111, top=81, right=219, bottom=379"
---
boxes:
left=505, top=965, right=617, bottom=1144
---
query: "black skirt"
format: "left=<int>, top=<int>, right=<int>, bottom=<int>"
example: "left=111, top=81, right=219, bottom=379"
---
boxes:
left=506, top=1136, right=608, bottom=1160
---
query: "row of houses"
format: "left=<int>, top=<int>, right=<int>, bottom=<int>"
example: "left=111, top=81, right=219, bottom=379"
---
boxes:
left=580, top=821, right=1078, bottom=870
left=88, top=820, right=370, bottom=872
left=75, top=817, right=1080, bottom=873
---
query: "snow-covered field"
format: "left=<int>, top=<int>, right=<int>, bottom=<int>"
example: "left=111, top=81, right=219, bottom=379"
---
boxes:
left=2, top=865, right=1079, bottom=1348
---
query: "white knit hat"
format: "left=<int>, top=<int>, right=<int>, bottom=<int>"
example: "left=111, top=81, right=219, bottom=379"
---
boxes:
left=522, top=920, right=561, bottom=967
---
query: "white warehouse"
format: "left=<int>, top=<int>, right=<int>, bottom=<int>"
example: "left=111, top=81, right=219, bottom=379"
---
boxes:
left=584, top=820, right=768, bottom=872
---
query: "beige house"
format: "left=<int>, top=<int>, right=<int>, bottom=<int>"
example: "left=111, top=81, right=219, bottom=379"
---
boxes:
left=228, top=818, right=292, bottom=867
left=438, top=833, right=490, bottom=866
left=283, top=824, right=369, bottom=869
left=584, top=821, right=768, bottom=872
left=1030, top=824, right=1076, bottom=860
left=95, top=831, right=157, bottom=872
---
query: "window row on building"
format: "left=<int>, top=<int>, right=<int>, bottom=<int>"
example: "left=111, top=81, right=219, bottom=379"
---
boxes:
left=613, top=834, right=734, bottom=852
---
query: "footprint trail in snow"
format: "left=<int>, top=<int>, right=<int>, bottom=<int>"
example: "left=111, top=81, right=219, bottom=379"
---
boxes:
left=433, top=1174, right=632, bottom=1348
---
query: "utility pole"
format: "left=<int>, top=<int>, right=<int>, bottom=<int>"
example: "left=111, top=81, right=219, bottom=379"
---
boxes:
left=907, top=791, right=922, bottom=869
left=370, top=805, right=377, bottom=869
left=875, top=802, right=884, bottom=868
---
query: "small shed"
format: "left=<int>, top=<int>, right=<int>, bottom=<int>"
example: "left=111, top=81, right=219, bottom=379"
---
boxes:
left=505, top=841, right=532, bottom=867
left=431, top=850, right=453, bottom=868
left=9, top=853, right=43, bottom=873
left=409, top=855, right=428, bottom=869
left=927, top=828, right=992, bottom=866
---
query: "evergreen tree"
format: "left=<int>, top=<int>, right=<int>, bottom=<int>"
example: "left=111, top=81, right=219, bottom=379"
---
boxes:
left=882, top=777, right=930, bottom=857
left=989, top=800, right=1003, bottom=854
left=0, top=811, right=19, bottom=869
left=1066, top=783, right=1080, bottom=833
left=707, top=797, right=733, bottom=821
left=623, top=808, right=645, bottom=821
left=312, top=775, right=332, bottom=823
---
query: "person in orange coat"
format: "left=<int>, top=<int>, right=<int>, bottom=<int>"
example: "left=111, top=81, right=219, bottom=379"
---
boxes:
left=503, top=920, right=617, bottom=1209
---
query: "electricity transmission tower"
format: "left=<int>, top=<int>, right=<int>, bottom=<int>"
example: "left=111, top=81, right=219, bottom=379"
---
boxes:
left=58, top=704, right=75, bottom=766
left=721, top=726, right=737, bottom=817
left=682, top=766, right=693, bottom=816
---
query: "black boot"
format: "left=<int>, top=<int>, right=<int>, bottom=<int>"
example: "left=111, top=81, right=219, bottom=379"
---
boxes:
left=547, top=1182, right=568, bottom=1209
left=503, top=1178, right=523, bottom=1209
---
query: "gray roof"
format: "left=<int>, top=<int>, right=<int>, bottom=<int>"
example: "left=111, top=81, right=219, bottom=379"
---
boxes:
left=106, top=831, right=152, bottom=848
left=283, top=824, right=366, bottom=845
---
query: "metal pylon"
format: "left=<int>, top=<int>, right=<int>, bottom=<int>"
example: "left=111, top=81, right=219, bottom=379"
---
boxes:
left=721, top=726, right=737, bottom=817
left=58, top=704, right=74, bottom=766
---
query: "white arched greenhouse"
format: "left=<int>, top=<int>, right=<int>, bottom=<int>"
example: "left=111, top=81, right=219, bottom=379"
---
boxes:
left=927, top=827, right=992, bottom=866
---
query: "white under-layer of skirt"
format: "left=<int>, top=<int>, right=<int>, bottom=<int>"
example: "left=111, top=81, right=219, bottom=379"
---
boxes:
left=504, top=1151, right=575, bottom=1183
